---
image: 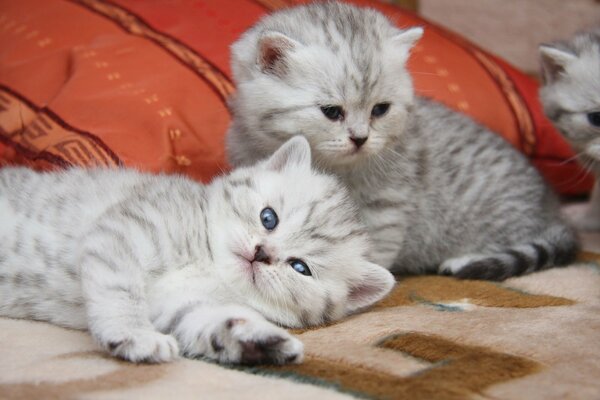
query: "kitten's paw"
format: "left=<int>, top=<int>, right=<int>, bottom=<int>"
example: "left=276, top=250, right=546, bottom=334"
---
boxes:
left=562, top=203, right=600, bottom=232
left=106, top=330, right=179, bottom=363
left=194, top=316, right=303, bottom=365
left=438, top=254, right=509, bottom=280
left=439, top=255, right=483, bottom=276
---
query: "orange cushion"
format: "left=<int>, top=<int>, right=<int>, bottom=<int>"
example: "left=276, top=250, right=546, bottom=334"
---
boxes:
left=0, top=0, right=592, bottom=194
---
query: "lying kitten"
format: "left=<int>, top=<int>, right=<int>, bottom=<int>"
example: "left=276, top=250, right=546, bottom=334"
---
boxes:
left=539, top=29, right=600, bottom=231
left=227, top=1, right=578, bottom=281
left=0, top=137, right=394, bottom=364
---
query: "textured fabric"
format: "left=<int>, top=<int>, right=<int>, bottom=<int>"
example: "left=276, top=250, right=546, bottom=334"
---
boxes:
left=1, top=256, right=599, bottom=399
left=0, top=0, right=592, bottom=193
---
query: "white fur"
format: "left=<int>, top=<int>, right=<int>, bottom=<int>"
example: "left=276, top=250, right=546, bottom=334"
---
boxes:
left=0, top=137, right=394, bottom=364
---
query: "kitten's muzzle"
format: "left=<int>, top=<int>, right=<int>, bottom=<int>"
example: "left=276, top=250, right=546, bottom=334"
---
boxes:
left=348, top=127, right=368, bottom=149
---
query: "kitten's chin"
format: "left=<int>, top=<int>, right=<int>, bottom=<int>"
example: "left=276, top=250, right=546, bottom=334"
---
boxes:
left=316, top=150, right=378, bottom=170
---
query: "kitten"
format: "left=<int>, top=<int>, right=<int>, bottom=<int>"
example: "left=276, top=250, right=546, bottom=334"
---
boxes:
left=0, top=136, right=394, bottom=364
left=226, top=1, right=578, bottom=281
left=539, top=29, right=600, bottom=231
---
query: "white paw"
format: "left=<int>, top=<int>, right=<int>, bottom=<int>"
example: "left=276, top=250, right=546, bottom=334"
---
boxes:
left=182, top=314, right=304, bottom=365
left=562, top=203, right=600, bottom=232
left=171, top=305, right=304, bottom=365
left=220, top=317, right=304, bottom=365
left=438, top=255, right=482, bottom=275
left=106, top=329, right=179, bottom=363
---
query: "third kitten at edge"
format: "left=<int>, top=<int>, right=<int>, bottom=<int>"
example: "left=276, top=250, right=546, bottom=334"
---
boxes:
left=539, top=29, right=600, bottom=232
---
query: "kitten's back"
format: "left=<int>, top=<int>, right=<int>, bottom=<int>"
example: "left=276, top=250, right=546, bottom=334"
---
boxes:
left=0, top=168, right=164, bottom=328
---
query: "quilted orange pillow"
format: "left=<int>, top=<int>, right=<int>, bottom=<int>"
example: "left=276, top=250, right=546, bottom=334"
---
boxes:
left=0, top=0, right=592, bottom=194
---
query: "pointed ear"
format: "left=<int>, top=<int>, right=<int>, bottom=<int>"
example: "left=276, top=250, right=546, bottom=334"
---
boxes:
left=265, top=136, right=312, bottom=173
left=345, top=263, right=395, bottom=314
left=257, top=31, right=301, bottom=77
left=391, top=27, right=424, bottom=63
left=539, top=44, right=577, bottom=83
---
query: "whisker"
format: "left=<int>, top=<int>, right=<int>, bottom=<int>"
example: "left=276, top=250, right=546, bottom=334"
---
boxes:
left=558, top=157, right=594, bottom=187
left=558, top=151, right=585, bottom=166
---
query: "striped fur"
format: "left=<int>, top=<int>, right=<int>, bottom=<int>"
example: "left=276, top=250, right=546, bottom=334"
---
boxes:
left=227, top=2, right=578, bottom=281
left=0, top=137, right=394, bottom=364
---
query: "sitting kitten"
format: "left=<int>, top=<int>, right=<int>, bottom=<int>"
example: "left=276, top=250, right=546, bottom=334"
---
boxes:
left=539, top=30, right=600, bottom=231
left=0, top=137, right=394, bottom=364
left=227, top=2, right=577, bottom=281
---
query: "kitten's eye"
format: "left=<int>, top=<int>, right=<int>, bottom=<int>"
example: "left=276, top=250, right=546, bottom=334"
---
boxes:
left=289, top=259, right=312, bottom=276
left=587, top=112, right=600, bottom=127
left=260, top=207, right=278, bottom=231
left=371, top=103, right=390, bottom=118
left=321, top=105, right=344, bottom=121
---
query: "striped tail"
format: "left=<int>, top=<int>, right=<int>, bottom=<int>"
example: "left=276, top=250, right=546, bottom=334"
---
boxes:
left=439, top=225, right=579, bottom=281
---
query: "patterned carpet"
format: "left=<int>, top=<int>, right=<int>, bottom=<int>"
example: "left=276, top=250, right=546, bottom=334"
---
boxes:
left=1, top=252, right=599, bottom=400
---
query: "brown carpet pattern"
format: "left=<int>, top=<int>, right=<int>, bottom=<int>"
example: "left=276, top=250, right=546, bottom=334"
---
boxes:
left=1, top=257, right=599, bottom=399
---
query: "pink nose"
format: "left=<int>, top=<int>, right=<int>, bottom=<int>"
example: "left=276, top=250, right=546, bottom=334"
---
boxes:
left=350, top=136, right=367, bottom=148
left=253, top=245, right=271, bottom=264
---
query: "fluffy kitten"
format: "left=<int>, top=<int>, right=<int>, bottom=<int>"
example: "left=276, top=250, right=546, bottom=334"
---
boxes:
left=539, top=29, right=600, bottom=231
left=0, top=137, right=394, bottom=364
left=227, top=1, right=578, bottom=281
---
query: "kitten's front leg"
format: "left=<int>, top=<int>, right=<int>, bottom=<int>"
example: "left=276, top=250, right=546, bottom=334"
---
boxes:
left=80, top=243, right=179, bottom=363
left=162, top=303, right=303, bottom=365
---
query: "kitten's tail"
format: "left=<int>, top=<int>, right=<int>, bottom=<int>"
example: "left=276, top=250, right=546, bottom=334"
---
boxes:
left=440, top=224, right=579, bottom=281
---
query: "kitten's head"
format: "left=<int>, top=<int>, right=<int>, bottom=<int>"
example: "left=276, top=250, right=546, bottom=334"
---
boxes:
left=228, top=2, right=422, bottom=170
left=539, top=30, right=600, bottom=165
left=209, top=136, right=394, bottom=328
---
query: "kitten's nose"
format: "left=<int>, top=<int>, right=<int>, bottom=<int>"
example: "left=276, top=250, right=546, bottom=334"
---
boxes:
left=350, top=136, right=368, bottom=148
left=253, top=245, right=271, bottom=265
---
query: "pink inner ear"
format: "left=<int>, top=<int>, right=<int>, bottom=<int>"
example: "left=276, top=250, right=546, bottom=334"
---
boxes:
left=348, top=282, right=381, bottom=304
left=267, top=151, right=287, bottom=172
left=259, top=35, right=296, bottom=75
left=260, top=40, right=285, bottom=72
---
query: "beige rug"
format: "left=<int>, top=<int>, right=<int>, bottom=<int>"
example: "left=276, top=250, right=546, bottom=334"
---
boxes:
left=1, top=250, right=599, bottom=399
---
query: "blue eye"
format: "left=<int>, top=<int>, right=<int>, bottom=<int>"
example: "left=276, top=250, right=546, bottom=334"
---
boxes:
left=260, top=207, right=278, bottom=231
left=289, top=259, right=312, bottom=276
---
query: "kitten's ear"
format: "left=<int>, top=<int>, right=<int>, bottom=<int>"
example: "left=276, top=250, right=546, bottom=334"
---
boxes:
left=539, top=45, right=577, bottom=83
left=258, top=31, right=301, bottom=77
left=345, top=263, right=395, bottom=314
left=265, top=136, right=312, bottom=172
left=391, top=27, right=424, bottom=62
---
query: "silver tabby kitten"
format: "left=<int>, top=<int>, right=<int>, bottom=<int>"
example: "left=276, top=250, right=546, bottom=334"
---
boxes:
left=0, top=137, right=394, bottom=364
left=539, top=29, right=600, bottom=231
left=227, top=1, right=578, bottom=281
